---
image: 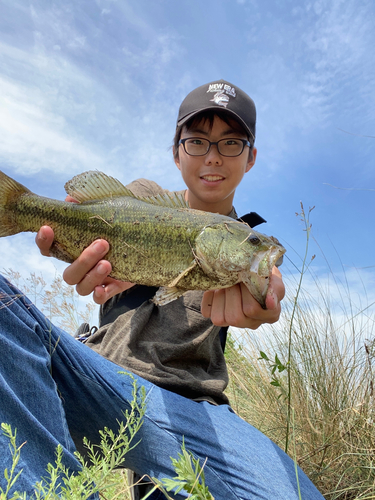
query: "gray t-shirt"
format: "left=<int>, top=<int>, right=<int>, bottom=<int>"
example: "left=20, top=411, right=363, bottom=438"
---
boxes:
left=85, top=178, right=239, bottom=406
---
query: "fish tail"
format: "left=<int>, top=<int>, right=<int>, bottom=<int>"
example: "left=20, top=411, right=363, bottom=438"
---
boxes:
left=0, top=170, right=31, bottom=237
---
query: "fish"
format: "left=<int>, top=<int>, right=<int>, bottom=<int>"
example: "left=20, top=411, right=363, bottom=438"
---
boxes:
left=0, top=169, right=285, bottom=307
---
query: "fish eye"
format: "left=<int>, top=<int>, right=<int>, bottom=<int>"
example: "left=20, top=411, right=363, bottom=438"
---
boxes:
left=248, top=235, right=261, bottom=245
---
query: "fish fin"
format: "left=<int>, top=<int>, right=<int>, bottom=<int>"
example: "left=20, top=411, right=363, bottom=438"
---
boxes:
left=167, top=261, right=197, bottom=288
left=65, top=171, right=190, bottom=209
left=152, top=286, right=186, bottom=306
left=65, top=171, right=135, bottom=202
left=0, top=170, right=30, bottom=237
left=153, top=261, right=197, bottom=306
left=138, top=191, right=190, bottom=209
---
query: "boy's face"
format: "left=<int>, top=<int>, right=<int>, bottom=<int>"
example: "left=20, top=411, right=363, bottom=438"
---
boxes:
left=175, top=115, right=257, bottom=215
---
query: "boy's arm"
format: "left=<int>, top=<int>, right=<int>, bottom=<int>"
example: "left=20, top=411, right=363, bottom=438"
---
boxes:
left=201, top=266, right=284, bottom=329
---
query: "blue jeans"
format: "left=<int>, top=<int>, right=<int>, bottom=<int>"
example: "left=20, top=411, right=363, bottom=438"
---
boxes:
left=0, top=275, right=324, bottom=499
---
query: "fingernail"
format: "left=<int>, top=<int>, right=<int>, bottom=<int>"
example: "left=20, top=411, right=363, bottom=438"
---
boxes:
left=97, top=263, right=107, bottom=275
left=268, top=288, right=278, bottom=308
left=93, top=240, right=106, bottom=253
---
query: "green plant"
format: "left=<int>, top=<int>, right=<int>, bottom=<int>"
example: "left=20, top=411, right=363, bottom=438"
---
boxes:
left=1, top=375, right=146, bottom=500
left=0, top=424, right=26, bottom=500
left=258, top=350, right=288, bottom=392
left=1, top=377, right=215, bottom=499
left=152, top=440, right=214, bottom=500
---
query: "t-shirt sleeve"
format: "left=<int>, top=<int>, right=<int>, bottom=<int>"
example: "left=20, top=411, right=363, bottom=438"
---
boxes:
left=126, top=178, right=186, bottom=200
left=125, top=178, right=165, bottom=197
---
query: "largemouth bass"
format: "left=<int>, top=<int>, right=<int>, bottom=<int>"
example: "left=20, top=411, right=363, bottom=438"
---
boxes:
left=0, top=170, right=285, bottom=307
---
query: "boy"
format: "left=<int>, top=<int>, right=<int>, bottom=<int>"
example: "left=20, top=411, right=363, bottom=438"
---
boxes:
left=0, top=80, right=323, bottom=499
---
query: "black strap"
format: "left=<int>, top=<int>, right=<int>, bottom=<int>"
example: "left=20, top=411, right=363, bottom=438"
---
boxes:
left=237, top=211, right=266, bottom=227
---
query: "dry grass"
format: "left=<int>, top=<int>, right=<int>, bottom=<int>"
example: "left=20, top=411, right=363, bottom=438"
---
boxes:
left=226, top=269, right=375, bottom=499
left=2, top=269, right=96, bottom=334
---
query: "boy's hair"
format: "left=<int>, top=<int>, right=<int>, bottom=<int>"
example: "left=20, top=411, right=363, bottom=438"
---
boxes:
left=173, top=109, right=255, bottom=160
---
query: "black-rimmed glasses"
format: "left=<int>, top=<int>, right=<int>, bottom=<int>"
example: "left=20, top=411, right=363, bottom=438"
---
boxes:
left=179, top=137, right=252, bottom=157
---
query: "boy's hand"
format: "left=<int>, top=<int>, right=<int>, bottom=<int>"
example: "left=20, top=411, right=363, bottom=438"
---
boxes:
left=35, top=196, right=134, bottom=304
left=36, top=227, right=134, bottom=303
left=201, top=266, right=285, bottom=329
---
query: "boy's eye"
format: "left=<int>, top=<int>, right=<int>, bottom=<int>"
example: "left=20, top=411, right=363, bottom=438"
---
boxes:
left=190, top=139, right=204, bottom=145
left=224, top=139, right=241, bottom=146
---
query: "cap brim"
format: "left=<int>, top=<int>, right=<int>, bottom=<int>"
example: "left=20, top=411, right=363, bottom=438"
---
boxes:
left=177, top=106, right=254, bottom=140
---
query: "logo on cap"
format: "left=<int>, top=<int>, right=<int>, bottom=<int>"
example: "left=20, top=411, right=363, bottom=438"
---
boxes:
left=210, top=91, right=229, bottom=108
left=207, top=83, right=237, bottom=109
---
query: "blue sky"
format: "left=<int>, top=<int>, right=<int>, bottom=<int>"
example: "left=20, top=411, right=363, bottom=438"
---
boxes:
left=0, top=0, right=374, bottom=315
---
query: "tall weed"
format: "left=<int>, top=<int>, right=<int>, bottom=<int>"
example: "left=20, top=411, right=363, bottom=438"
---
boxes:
left=226, top=209, right=375, bottom=499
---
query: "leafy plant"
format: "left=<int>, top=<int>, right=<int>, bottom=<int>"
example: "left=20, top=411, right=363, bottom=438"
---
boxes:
left=1, top=377, right=215, bottom=500
left=1, top=375, right=146, bottom=500
left=258, top=350, right=288, bottom=391
left=0, top=424, right=26, bottom=500
left=153, top=440, right=214, bottom=500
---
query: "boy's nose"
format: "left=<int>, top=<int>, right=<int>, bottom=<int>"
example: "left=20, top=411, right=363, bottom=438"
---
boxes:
left=205, top=144, right=223, bottom=165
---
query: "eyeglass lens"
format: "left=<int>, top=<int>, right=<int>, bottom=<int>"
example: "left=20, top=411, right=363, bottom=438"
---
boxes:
left=183, top=138, right=246, bottom=157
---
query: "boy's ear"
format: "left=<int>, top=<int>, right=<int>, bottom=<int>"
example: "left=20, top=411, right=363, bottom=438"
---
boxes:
left=246, top=147, right=257, bottom=173
left=173, top=147, right=181, bottom=170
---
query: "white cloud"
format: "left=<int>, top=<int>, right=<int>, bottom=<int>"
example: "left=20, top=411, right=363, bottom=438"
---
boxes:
left=246, top=0, right=375, bottom=156
left=0, top=42, right=106, bottom=175
left=299, top=0, right=375, bottom=128
left=0, top=233, right=67, bottom=283
left=0, top=4, right=185, bottom=183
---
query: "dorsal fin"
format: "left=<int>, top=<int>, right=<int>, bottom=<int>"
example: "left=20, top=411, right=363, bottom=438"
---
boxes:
left=64, top=170, right=190, bottom=209
left=64, top=171, right=134, bottom=202
left=137, top=191, right=189, bottom=209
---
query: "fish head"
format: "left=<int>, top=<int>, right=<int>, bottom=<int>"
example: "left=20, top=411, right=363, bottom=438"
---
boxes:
left=196, top=221, right=286, bottom=307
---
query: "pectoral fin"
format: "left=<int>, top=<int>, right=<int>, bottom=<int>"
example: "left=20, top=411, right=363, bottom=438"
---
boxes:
left=152, top=261, right=198, bottom=306
left=167, top=261, right=197, bottom=288
left=152, top=286, right=186, bottom=306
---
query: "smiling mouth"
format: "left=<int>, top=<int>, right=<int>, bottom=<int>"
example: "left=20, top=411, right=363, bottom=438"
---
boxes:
left=201, top=175, right=224, bottom=182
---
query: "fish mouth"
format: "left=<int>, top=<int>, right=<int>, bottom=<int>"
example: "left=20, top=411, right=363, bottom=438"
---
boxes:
left=241, top=245, right=285, bottom=308
left=249, top=246, right=284, bottom=276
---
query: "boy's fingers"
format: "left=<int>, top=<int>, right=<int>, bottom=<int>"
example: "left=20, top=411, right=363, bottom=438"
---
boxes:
left=35, top=226, right=55, bottom=256
left=93, top=280, right=135, bottom=304
left=74, top=260, right=112, bottom=296
left=201, top=290, right=215, bottom=318
left=63, top=240, right=110, bottom=287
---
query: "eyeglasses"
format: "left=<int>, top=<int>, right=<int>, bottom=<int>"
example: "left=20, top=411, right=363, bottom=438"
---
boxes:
left=178, top=137, right=252, bottom=157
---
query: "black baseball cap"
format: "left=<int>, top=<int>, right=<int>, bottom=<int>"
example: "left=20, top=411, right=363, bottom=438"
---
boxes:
left=177, top=79, right=256, bottom=141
